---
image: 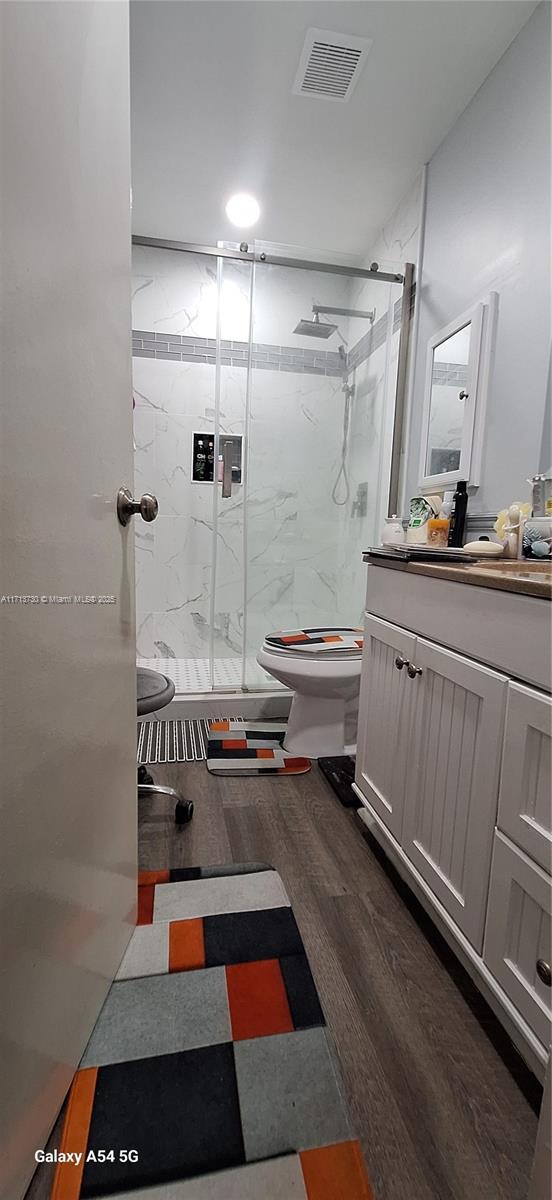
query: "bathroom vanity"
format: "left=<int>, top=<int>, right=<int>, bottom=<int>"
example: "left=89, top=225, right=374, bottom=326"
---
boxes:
left=354, top=555, right=552, bottom=1079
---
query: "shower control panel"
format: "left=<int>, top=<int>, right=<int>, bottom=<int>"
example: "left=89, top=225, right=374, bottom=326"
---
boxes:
left=191, top=433, right=242, bottom=484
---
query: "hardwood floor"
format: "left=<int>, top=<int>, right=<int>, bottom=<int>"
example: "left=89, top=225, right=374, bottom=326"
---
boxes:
left=140, top=759, right=540, bottom=1200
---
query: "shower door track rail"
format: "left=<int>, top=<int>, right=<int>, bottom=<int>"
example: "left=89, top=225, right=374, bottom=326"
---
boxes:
left=132, top=235, right=404, bottom=284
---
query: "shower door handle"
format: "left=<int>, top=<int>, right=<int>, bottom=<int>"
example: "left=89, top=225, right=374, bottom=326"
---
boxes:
left=221, top=440, right=233, bottom=498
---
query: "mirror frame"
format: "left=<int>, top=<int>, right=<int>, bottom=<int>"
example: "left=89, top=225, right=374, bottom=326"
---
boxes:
left=419, top=298, right=494, bottom=491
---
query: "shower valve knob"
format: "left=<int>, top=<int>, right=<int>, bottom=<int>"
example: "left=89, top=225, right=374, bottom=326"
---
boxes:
left=117, top=487, right=159, bottom=526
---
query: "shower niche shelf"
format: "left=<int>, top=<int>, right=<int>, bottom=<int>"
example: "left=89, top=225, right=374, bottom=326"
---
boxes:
left=191, top=432, right=242, bottom=484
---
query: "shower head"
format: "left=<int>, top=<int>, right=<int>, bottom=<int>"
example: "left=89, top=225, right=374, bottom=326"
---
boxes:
left=293, top=315, right=338, bottom=339
left=294, top=302, right=375, bottom=340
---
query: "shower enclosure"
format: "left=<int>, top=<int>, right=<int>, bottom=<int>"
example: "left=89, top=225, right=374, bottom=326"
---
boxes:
left=132, top=238, right=409, bottom=695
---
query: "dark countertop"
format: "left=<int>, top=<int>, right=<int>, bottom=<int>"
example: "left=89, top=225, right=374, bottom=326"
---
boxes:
left=363, top=555, right=552, bottom=600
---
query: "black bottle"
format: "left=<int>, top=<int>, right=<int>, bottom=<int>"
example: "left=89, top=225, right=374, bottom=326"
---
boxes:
left=448, top=480, right=468, bottom=547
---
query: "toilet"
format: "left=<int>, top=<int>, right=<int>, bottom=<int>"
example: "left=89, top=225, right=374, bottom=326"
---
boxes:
left=257, top=627, right=364, bottom=759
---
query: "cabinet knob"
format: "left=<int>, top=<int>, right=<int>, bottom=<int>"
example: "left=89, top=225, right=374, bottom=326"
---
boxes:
left=407, top=663, right=423, bottom=678
left=536, top=959, right=551, bottom=986
left=395, top=656, right=408, bottom=671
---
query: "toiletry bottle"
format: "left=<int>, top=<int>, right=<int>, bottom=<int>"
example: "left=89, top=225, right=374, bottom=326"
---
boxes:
left=448, top=481, right=468, bottom=547
left=196, top=439, right=206, bottom=481
left=428, top=497, right=452, bottom=547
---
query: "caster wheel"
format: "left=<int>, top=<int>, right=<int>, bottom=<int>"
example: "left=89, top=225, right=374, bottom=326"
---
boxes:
left=138, top=765, right=154, bottom=785
left=175, top=800, right=194, bottom=826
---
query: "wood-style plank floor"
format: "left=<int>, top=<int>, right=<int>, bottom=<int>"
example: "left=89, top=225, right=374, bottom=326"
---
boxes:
left=139, top=759, right=540, bottom=1200
left=26, top=758, right=541, bottom=1200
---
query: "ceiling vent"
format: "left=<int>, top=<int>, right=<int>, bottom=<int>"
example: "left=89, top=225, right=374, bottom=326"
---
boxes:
left=292, top=28, right=372, bottom=103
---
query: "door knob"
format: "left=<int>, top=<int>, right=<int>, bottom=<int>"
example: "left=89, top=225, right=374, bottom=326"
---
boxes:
left=536, top=959, right=551, bottom=986
left=117, top=487, right=158, bottom=527
left=407, top=663, right=423, bottom=678
left=395, top=656, right=409, bottom=670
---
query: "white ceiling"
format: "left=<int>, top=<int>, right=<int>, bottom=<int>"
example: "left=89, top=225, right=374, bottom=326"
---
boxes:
left=130, top=1, right=536, bottom=258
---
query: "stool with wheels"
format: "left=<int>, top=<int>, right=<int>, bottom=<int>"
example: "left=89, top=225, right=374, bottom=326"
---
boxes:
left=137, top=668, right=193, bottom=825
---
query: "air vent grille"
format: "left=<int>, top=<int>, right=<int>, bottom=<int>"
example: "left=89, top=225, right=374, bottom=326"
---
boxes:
left=293, top=28, right=372, bottom=103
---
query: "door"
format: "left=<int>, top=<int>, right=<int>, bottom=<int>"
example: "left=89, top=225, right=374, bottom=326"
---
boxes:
left=354, top=615, right=416, bottom=839
left=402, top=638, right=507, bottom=949
left=1, top=6, right=136, bottom=1199
left=484, top=832, right=551, bottom=1047
left=497, top=682, right=552, bottom=872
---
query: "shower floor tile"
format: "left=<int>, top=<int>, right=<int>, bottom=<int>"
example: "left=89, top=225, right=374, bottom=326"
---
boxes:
left=137, top=656, right=279, bottom=695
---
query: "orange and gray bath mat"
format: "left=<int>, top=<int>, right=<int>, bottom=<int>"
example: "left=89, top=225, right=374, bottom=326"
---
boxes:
left=207, top=720, right=311, bottom=776
left=48, top=864, right=373, bottom=1199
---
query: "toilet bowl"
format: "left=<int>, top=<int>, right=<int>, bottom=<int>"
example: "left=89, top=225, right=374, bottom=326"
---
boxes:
left=257, top=628, right=363, bottom=759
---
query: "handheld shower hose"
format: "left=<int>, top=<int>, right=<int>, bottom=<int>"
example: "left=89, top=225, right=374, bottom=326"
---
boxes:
left=331, top=345, right=354, bottom=507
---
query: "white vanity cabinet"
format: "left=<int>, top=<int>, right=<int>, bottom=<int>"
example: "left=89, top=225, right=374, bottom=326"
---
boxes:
left=355, top=616, right=416, bottom=840
left=354, top=563, right=552, bottom=1079
left=402, top=639, right=507, bottom=950
left=497, top=683, right=552, bottom=872
left=356, top=618, right=507, bottom=948
left=485, top=833, right=551, bottom=1047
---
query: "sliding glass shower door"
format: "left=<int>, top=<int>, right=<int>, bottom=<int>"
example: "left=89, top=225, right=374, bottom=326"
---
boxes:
left=240, top=260, right=403, bottom=690
left=132, top=245, right=221, bottom=691
left=132, top=240, right=403, bottom=694
left=208, top=255, right=252, bottom=689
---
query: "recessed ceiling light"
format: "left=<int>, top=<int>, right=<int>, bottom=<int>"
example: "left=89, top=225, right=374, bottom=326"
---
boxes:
left=225, top=193, right=260, bottom=228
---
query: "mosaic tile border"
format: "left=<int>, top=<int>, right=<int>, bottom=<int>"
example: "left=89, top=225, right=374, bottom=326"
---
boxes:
left=347, top=288, right=415, bottom=371
left=132, top=283, right=416, bottom=378
left=431, top=362, right=469, bottom=387
left=132, top=332, right=344, bottom=377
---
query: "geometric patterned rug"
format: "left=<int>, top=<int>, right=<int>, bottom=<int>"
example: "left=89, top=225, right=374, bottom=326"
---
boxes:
left=206, top=721, right=311, bottom=776
left=51, top=864, right=373, bottom=1199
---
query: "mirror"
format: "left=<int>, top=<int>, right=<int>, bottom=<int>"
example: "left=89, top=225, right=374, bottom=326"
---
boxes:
left=425, top=323, right=471, bottom=478
left=419, top=297, right=496, bottom=490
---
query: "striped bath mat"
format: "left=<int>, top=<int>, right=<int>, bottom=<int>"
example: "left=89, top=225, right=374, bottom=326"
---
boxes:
left=137, top=718, right=243, bottom=765
left=207, top=720, right=311, bottom=776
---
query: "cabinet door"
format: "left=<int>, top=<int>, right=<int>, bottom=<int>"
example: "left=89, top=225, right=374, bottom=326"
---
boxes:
left=403, top=638, right=507, bottom=950
left=484, top=832, right=551, bottom=1047
left=355, top=615, right=416, bottom=840
left=498, top=683, right=552, bottom=872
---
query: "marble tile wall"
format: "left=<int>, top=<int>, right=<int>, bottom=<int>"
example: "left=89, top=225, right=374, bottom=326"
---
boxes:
left=132, top=247, right=353, bottom=676
left=132, top=217, right=420, bottom=684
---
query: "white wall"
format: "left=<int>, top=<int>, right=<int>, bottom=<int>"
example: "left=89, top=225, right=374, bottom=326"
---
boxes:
left=404, top=1, right=550, bottom=516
